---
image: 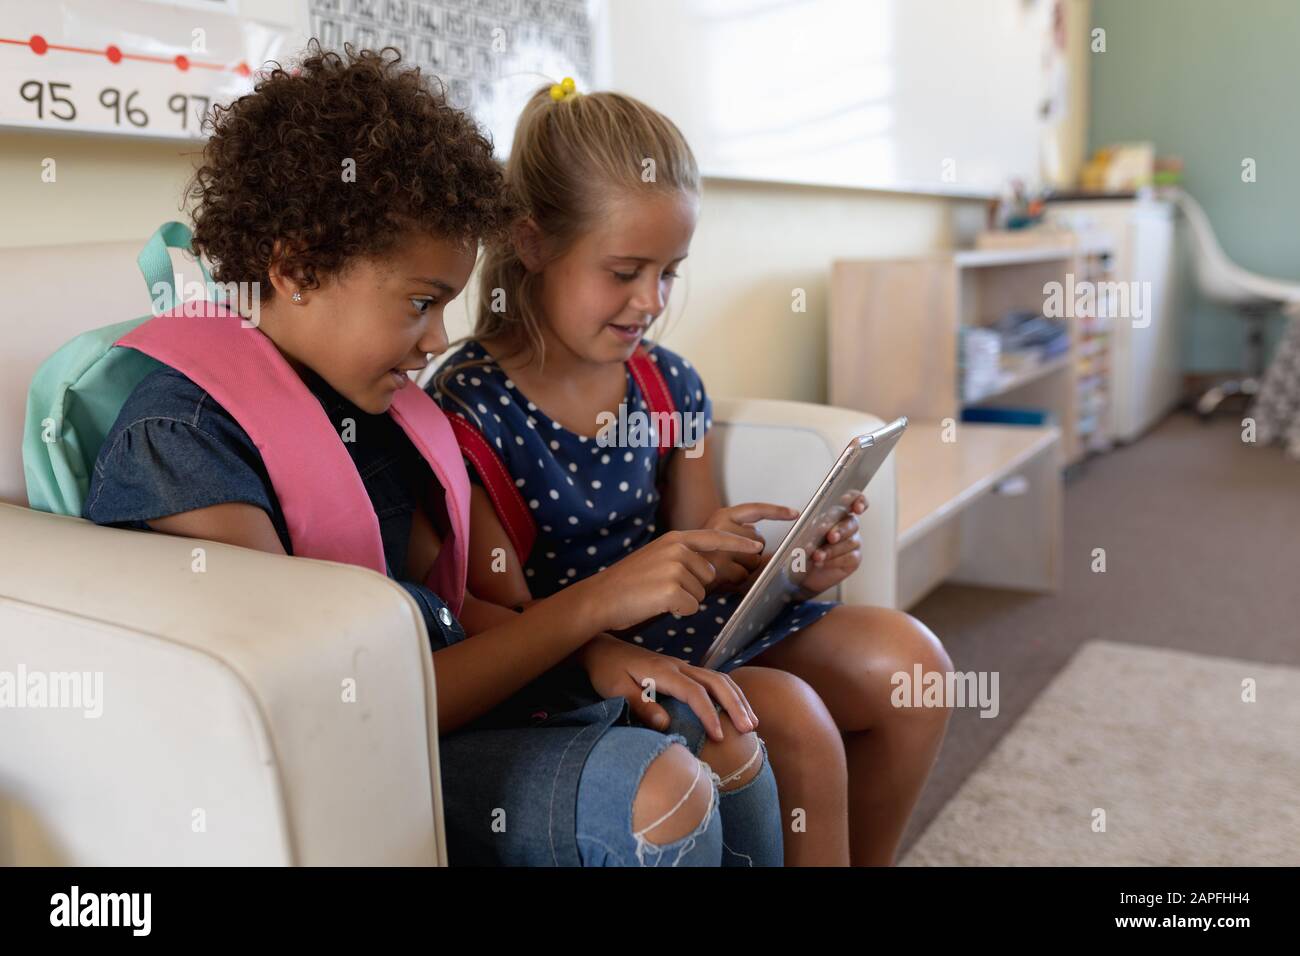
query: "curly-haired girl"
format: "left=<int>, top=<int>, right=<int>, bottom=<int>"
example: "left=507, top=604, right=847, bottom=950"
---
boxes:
left=83, top=44, right=788, bottom=866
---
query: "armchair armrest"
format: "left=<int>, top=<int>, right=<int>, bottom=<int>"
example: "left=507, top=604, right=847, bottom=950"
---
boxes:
left=0, top=503, right=445, bottom=866
left=709, top=398, right=898, bottom=610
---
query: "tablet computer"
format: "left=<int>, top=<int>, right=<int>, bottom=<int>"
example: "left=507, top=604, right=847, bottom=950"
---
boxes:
left=700, top=416, right=907, bottom=670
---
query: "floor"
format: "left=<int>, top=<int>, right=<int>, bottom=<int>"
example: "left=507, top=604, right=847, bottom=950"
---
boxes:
left=897, top=410, right=1300, bottom=858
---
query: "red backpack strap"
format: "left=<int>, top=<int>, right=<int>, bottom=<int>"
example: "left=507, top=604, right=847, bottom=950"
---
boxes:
left=626, top=347, right=677, bottom=456
left=447, top=414, right=537, bottom=563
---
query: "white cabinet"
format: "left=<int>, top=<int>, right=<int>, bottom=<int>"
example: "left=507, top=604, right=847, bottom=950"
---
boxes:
left=1046, top=198, right=1185, bottom=442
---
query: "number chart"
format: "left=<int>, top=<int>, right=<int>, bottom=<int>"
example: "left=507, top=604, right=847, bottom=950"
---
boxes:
left=0, top=0, right=294, bottom=139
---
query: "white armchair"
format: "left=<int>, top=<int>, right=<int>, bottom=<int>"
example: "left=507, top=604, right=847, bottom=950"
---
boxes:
left=0, top=239, right=896, bottom=865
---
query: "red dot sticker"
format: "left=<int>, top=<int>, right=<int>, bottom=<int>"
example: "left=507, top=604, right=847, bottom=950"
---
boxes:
left=235, top=61, right=250, bottom=77
left=30, top=34, right=48, bottom=55
left=106, top=45, right=122, bottom=64
left=174, top=54, right=189, bottom=71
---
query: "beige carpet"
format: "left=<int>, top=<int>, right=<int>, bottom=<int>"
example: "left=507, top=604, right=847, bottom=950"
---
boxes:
left=900, top=640, right=1300, bottom=866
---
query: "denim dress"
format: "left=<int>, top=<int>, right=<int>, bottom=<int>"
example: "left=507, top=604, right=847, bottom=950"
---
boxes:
left=83, top=360, right=780, bottom=866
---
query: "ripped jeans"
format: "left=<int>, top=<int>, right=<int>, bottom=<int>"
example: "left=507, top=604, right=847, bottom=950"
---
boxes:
left=574, top=694, right=784, bottom=866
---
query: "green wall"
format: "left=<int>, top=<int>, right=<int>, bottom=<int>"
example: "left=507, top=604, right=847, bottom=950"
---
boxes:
left=1090, top=0, right=1300, bottom=371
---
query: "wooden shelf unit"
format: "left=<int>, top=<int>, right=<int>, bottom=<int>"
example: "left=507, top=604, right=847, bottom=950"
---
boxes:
left=829, top=243, right=1084, bottom=608
left=829, top=243, right=1105, bottom=467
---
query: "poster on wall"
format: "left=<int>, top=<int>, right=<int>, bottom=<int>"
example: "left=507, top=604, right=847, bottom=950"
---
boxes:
left=0, top=0, right=294, bottom=139
left=305, top=0, right=596, bottom=155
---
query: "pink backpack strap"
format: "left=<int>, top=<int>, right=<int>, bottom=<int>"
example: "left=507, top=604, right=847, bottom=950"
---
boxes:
left=626, top=347, right=677, bottom=455
left=118, top=306, right=389, bottom=575
left=388, top=387, right=470, bottom=615
left=448, top=413, right=537, bottom=564
left=117, top=306, right=472, bottom=615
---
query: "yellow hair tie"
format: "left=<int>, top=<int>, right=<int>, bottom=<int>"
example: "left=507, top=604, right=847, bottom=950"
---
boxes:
left=549, top=76, right=579, bottom=101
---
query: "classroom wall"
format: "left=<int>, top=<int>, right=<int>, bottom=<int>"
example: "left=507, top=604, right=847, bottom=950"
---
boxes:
left=1090, top=0, right=1300, bottom=371
left=1, top=0, right=1098, bottom=405
left=0, top=128, right=964, bottom=405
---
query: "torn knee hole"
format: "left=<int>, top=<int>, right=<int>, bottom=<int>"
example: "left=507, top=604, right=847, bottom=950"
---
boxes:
left=633, top=747, right=715, bottom=848
left=708, top=734, right=767, bottom=792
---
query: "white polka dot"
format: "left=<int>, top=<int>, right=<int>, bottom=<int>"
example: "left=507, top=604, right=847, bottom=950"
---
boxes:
left=515, top=435, right=525, bottom=445
left=568, top=463, right=577, bottom=472
left=715, top=617, right=725, bottom=624
left=471, top=377, right=482, bottom=386
left=585, top=499, right=594, bottom=508
left=527, top=401, right=536, bottom=411
left=549, top=440, right=559, bottom=451
left=505, top=379, right=515, bottom=388
left=609, top=511, right=618, bottom=520
left=635, top=488, right=642, bottom=499
left=667, top=629, right=676, bottom=637
left=549, top=489, right=559, bottom=499
left=633, top=635, right=644, bottom=643
left=566, top=568, right=577, bottom=577
left=578, top=435, right=588, bottom=443
left=586, top=546, right=597, bottom=555
left=542, top=524, right=552, bottom=532
left=618, top=481, right=629, bottom=492
left=682, top=647, right=692, bottom=654
left=515, top=478, right=525, bottom=487
left=526, top=417, right=536, bottom=429
left=558, top=578, right=569, bottom=586
left=546, top=551, right=556, bottom=559
left=623, top=538, right=631, bottom=547
left=568, top=516, right=579, bottom=524
left=600, top=528, right=609, bottom=536
left=476, top=403, right=488, bottom=414
left=685, top=627, right=695, bottom=635
left=528, top=499, right=539, bottom=509
left=601, top=454, right=610, bottom=464
left=670, top=366, right=679, bottom=376
left=567, top=476, right=574, bottom=485
left=552, top=421, right=561, bottom=430
left=591, top=480, right=602, bottom=489
left=624, top=451, right=634, bottom=462
left=499, top=395, right=510, bottom=405
left=526, top=568, right=535, bottom=577
left=494, top=436, right=502, bottom=448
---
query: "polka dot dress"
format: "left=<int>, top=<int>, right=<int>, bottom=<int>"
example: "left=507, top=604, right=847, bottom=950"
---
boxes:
left=430, top=341, right=836, bottom=671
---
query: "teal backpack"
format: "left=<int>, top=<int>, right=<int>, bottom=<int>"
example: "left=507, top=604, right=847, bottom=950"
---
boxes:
left=23, top=222, right=218, bottom=516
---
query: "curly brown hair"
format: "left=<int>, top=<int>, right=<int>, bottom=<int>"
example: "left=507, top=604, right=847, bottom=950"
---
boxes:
left=186, top=41, right=516, bottom=301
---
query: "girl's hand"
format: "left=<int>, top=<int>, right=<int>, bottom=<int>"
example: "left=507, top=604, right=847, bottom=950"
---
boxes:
left=794, top=493, right=868, bottom=599
left=701, top=502, right=799, bottom=592
left=578, top=635, right=757, bottom=742
left=574, top=529, right=764, bottom=634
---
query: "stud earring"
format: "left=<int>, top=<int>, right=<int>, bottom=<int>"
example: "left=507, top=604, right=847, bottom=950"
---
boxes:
left=291, top=291, right=303, bottom=303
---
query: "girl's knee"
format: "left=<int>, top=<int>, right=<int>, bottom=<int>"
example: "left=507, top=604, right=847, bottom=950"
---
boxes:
left=732, top=666, right=842, bottom=752
left=633, top=742, right=714, bottom=846
left=873, top=607, right=954, bottom=675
